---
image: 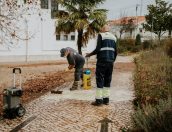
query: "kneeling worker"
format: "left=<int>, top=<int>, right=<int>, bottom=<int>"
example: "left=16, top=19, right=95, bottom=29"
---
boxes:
left=60, top=47, right=85, bottom=90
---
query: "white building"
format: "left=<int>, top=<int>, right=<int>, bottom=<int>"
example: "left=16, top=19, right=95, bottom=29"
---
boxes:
left=109, top=16, right=146, bottom=39
left=108, top=16, right=170, bottom=41
left=0, top=0, right=96, bottom=62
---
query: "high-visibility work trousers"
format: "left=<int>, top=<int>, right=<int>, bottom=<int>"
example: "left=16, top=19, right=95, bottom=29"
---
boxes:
left=95, top=61, right=114, bottom=100
left=95, top=87, right=110, bottom=99
left=96, top=61, right=113, bottom=88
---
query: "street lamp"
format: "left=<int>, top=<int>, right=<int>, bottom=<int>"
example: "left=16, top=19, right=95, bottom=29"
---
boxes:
left=0, top=0, right=4, bottom=45
left=25, top=17, right=29, bottom=62
left=135, top=4, right=139, bottom=38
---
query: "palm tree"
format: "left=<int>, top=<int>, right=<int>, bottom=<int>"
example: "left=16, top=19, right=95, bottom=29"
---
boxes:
left=56, top=0, right=107, bottom=55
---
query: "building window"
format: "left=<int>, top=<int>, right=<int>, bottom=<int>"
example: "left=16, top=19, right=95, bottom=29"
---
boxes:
left=56, top=34, right=60, bottom=40
left=40, top=0, right=48, bottom=9
left=71, top=35, right=75, bottom=41
left=56, top=33, right=75, bottom=41
left=40, top=0, right=58, bottom=18
left=63, top=35, right=68, bottom=41
left=51, top=0, right=58, bottom=19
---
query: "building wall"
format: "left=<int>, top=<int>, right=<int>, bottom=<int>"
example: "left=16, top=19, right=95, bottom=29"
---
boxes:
left=0, top=6, right=97, bottom=62
left=110, top=21, right=169, bottom=40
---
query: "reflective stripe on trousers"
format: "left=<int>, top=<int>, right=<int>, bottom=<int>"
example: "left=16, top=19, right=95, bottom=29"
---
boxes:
left=95, top=87, right=110, bottom=99
left=96, top=88, right=103, bottom=99
left=103, top=87, right=110, bottom=98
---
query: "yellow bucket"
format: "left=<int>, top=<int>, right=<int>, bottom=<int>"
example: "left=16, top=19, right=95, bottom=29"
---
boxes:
left=83, top=69, right=91, bottom=90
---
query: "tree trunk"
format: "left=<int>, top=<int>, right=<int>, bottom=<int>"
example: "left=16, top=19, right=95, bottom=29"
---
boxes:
left=158, top=30, right=162, bottom=45
left=77, top=29, right=83, bottom=55
left=130, top=29, right=132, bottom=38
left=168, top=30, right=171, bottom=38
left=158, top=31, right=161, bottom=41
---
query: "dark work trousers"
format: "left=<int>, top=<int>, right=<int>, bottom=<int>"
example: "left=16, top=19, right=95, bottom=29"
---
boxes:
left=74, top=62, right=85, bottom=81
left=96, top=62, right=114, bottom=88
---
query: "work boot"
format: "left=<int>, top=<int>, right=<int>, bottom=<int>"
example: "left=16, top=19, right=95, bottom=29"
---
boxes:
left=103, top=98, right=109, bottom=105
left=70, top=81, right=80, bottom=91
left=80, top=81, right=84, bottom=87
left=91, top=99, right=103, bottom=106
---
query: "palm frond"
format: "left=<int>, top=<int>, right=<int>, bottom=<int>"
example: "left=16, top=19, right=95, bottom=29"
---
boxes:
left=89, top=19, right=106, bottom=32
left=63, top=2, right=78, bottom=12
left=82, top=26, right=98, bottom=46
left=89, top=9, right=107, bottom=20
left=75, top=19, right=89, bottom=30
left=58, top=0, right=105, bottom=7
left=55, top=0, right=107, bottom=53
left=57, top=0, right=78, bottom=12
left=69, top=12, right=82, bottom=20
left=56, top=20, right=75, bottom=34
left=57, top=10, right=69, bottom=19
left=82, top=31, right=90, bottom=46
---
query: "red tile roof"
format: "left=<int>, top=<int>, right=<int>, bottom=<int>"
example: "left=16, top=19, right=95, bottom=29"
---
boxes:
left=108, top=16, right=145, bottom=26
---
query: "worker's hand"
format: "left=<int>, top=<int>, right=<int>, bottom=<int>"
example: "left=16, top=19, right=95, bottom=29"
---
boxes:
left=85, top=53, right=90, bottom=58
left=68, top=65, right=74, bottom=70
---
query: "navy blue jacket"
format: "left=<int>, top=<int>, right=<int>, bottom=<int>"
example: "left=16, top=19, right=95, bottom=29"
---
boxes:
left=89, top=32, right=117, bottom=63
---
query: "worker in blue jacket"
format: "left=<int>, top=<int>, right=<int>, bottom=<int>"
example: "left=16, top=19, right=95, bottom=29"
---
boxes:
left=86, top=24, right=117, bottom=106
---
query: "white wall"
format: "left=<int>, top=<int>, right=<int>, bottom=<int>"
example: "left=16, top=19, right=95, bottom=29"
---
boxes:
left=0, top=7, right=97, bottom=62
left=111, top=21, right=169, bottom=40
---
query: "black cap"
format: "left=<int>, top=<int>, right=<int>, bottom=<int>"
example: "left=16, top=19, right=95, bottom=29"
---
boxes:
left=60, top=48, right=67, bottom=57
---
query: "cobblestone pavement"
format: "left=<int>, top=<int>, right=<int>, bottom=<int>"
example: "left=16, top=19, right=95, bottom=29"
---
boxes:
left=0, top=56, right=135, bottom=132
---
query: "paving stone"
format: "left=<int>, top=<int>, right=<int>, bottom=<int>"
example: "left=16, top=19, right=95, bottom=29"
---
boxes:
left=0, top=57, right=135, bottom=132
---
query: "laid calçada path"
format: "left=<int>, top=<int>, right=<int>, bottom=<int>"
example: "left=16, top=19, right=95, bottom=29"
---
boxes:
left=0, top=56, right=135, bottom=132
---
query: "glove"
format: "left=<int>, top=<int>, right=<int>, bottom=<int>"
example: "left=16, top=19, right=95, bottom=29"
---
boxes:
left=64, top=68, right=69, bottom=72
left=85, top=53, right=90, bottom=58
left=68, top=65, right=74, bottom=70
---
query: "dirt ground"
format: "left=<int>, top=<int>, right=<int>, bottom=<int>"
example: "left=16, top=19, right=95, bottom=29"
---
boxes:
left=0, top=60, right=135, bottom=116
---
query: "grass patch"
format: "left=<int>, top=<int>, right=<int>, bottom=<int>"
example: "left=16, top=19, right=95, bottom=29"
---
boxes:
left=164, top=39, right=172, bottom=58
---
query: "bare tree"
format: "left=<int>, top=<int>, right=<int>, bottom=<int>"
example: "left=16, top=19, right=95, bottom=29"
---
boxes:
left=119, top=17, right=136, bottom=39
left=0, top=0, right=40, bottom=49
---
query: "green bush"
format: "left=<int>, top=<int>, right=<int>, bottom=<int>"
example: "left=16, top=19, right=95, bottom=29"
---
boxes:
left=142, top=40, right=151, bottom=50
left=131, top=45, right=142, bottom=53
left=117, top=39, right=142, bottom=53
left=135, top=34, right=142, bottom=45
left=164, top=39, right=172, bottom=57
left=131, top=97, right=172, bottom=132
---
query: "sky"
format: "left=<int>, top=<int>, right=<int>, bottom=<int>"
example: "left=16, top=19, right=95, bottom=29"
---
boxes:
left=99, top=0, right=172, bottom=20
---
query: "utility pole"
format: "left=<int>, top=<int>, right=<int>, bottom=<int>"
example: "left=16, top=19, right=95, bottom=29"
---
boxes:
left=0, top=0, right=3, bottom=44
left=25, top=18, right=29, bottom=62
left=135, top=4, right=139, bottom=38
left=151, top=16, right=154, bottom=41
left=136, top=4, right=139, bottom=25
